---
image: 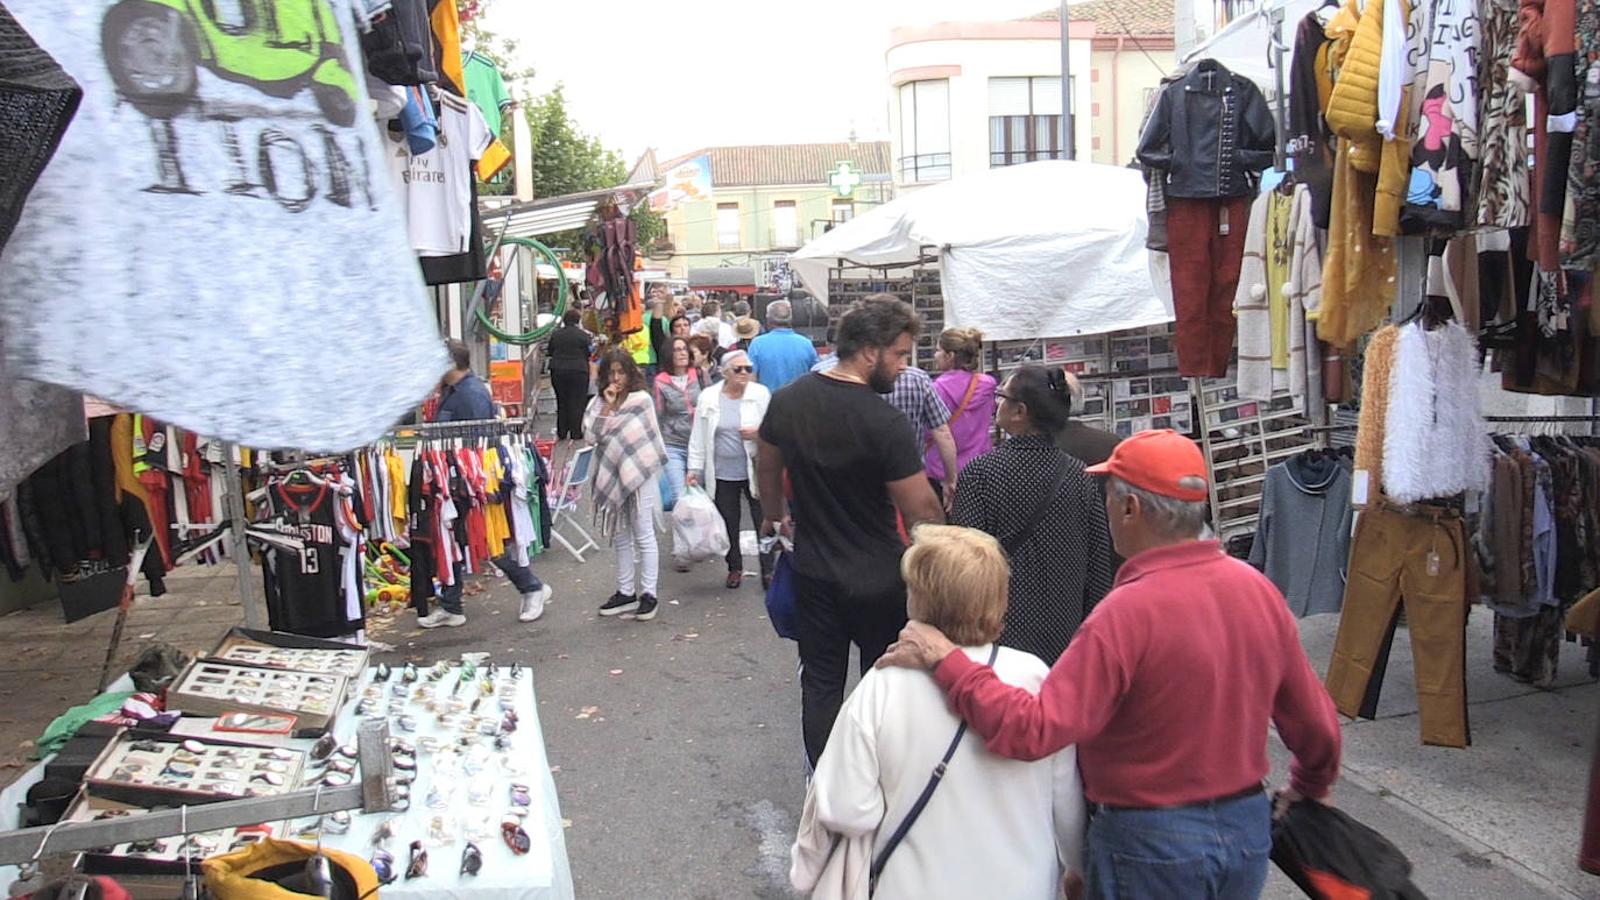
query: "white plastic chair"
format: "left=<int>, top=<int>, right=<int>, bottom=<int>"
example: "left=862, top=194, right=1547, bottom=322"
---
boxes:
left=548, top=445, right=600, bottom=562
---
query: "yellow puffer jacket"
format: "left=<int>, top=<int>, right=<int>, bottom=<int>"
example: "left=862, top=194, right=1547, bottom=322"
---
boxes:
left=1324, top=0, right=1382, bottom=173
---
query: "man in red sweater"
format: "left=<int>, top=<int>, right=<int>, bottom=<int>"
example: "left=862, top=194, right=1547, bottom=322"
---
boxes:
left=880, top=429, right=1341, bottom=898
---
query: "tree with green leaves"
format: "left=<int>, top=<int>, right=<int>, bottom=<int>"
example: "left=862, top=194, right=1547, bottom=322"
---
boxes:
left=523, top=86, right=665, bottom=255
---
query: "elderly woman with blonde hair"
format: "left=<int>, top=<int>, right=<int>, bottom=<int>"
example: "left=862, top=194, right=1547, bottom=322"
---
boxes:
left=790, top=525, right=1085, bottom=899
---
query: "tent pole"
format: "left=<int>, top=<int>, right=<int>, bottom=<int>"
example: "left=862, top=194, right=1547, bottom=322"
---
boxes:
left=221, top=442, right=261, bottom=629
left=1060, top=0, right=1076, bottom=160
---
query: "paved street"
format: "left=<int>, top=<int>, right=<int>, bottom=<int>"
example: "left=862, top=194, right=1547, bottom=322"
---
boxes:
left=0, top=536, right=1596, bottom=898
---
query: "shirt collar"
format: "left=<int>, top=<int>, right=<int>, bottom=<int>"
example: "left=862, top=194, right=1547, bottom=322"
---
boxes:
left=1113, top=539, right=1225, bottom=588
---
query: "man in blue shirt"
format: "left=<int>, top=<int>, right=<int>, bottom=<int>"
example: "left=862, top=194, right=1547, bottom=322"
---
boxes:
left=747, top=300, right=818, bottom=391
left=424, top=340, right=553, bottom=627
left=434, top=340, right=497, bottom=422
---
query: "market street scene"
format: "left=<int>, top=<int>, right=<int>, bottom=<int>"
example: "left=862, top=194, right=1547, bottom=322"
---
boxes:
left=2, top=0, right=1599, bottom=898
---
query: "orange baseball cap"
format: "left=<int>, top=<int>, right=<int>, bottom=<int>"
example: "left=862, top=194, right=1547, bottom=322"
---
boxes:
left=1084, top=429, right=1209, bottom=502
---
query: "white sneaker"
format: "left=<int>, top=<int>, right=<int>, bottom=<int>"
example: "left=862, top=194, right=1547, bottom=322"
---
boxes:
left=520, top=585, right=553, bottom=622
left=418, top=609, right=466, bottom=629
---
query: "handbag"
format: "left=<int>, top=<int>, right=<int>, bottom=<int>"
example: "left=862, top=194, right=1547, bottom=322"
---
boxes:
left=764, top=539, right=800, bottom=640
left=1001, top=455, right=1071, bottom=555
left=868, top=643, right=1000, bottom=895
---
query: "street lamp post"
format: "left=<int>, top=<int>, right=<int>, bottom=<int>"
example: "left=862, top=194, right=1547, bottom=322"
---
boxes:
left=1060, top=0, right=1075, bottom=160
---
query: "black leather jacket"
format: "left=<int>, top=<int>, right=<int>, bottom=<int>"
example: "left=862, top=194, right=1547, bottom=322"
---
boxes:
left=1136, top=61, right=1277, bottom=200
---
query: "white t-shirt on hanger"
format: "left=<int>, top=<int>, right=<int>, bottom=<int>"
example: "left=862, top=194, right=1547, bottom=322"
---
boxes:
left=386, top=91, right=493, bottom=257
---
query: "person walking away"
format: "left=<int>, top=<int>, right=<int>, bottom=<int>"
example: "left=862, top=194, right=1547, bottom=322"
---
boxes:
left=547, top=310, right=593, bottom=441
left=585, top=350, right=668, bottom=622
left=925, top=327, right=997, bottom=497
left=791, top=525, right=1084, bottom=899
left=733, top=316, right=760, bottom=354
left=434, top=339, right=497, bottom=422
left=816, top=354, right=961, bottom=510
left=757, top=295, right=946, bottom=767
left=748, top=299, right=819, bottom=391
left=653, top=336, right=703, bottom=519
left=687, top=350, right=773, bottom=589
left=953, top=365, right=1113, bottom=663
left=1054, top=370, right=1121, bottom=467
left=424, top=340, right=554, bottom=625
left=878, top=430, right=1342, bottom=899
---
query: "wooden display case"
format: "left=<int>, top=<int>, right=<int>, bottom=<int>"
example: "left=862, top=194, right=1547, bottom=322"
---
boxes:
left=83, top=731, right=307, bottom=809
left=203, top=627, right=369, bottom=681
left=169, top=660, right=349, bottom=732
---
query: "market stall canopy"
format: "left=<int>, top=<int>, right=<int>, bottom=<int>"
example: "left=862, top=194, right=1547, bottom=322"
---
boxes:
left=789, top=161, right=1172, bottom=341
left=483, top=181, right=654, bottom=240
left=1182, top=0, right=1322, bottom=94
left=689, top=267, right=757, bottom=295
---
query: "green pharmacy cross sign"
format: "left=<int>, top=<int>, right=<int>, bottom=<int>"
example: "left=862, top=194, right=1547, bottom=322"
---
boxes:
left=829, top=161, right=862, bottom=198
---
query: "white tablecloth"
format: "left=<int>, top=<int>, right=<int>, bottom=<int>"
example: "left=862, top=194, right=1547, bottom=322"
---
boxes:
left=320, top=664, right=573, bottom=900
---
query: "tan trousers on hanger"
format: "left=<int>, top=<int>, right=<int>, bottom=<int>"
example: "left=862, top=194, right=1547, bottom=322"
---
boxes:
left=1325, top=501, right=1471, bottom=748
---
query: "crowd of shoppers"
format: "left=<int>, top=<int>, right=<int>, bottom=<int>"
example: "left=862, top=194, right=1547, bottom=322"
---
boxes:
left=534, top=287, right=1341, bottom=899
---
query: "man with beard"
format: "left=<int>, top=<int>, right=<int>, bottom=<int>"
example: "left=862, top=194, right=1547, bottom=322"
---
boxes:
left=757, top=295, right=947, bottom=767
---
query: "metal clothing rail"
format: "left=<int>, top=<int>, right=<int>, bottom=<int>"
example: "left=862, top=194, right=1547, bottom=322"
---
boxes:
left=1484, top=415, right=1600, bottom=422
left=396, top=417, right=530, bottom=436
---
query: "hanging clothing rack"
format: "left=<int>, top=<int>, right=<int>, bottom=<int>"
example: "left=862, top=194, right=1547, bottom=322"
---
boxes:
left=1484, top=415, right=1600, bottom=423
left=393, top=417, right=531, bottom=440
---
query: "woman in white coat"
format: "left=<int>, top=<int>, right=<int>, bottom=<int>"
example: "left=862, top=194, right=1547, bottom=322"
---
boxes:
left=791, top=525, right=1085, bottom=900
left=686, top=350, right=773, bottom=589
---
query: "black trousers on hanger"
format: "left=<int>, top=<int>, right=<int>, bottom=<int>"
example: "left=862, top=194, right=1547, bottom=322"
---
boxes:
left=550, top=372, right=589, bottom=439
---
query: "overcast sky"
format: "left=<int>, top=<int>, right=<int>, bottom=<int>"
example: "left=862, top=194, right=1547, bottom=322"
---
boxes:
left=485, top=0, right=1057, bottom=165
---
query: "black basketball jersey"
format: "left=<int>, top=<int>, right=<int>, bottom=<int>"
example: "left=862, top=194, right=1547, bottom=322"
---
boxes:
left=263, top=482, right=350, bottom=638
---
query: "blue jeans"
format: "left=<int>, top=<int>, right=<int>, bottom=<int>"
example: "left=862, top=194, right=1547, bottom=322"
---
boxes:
left=1086, top=791, right=1271, bottom=900
left=662, top=445, right=688, bottom=511
left=438, top=555, right=544, bottom=614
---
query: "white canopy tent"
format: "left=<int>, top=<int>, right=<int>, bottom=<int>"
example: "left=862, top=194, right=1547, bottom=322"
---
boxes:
left=788, top=161, right=1173, bottom=342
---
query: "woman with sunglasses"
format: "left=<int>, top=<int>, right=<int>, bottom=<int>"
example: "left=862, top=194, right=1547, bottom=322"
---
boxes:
left=687, top=350, right=774, bottom=589
left=951, top=365, right=1115, bottom=663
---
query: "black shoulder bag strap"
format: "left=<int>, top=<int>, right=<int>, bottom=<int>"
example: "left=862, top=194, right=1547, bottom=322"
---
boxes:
left=1001, top=454, right=1070, bottom=555
left=868, top=643, right=1001, bottom=895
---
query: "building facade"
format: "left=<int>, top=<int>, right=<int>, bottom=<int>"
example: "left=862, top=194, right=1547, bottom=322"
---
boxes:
left=885, top=1, right=1174, bottom=191
left=634, top=142, right=893, bottom=282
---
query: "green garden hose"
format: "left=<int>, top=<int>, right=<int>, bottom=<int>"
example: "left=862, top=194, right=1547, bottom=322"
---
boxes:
left=474, top=236, right=570, bottom=344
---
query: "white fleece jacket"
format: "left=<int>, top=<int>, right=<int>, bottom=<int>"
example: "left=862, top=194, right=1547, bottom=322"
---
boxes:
left=1382, top=321, right=1491, bottom=502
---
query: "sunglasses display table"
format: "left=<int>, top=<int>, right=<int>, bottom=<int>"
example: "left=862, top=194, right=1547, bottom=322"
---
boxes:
left=315, top=663, right=572, bottom=899
left=0, top=643, right=573, bottom=900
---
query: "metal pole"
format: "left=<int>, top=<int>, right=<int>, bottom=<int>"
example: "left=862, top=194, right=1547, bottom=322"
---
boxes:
left=221, top=441, right=261, bottom=629
left=0, top=721, right=394, bottom=866
left=1060, top=0, right=1076, bottom=160
left=1270, top=5, right=1288, bottom=171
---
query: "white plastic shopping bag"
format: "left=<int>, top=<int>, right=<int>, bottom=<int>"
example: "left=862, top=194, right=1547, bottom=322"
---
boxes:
left=671, top=487, right=730, bottom=565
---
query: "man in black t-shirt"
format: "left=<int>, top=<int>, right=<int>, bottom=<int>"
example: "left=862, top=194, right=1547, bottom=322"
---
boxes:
left=757, top=294, right=946, bottom=767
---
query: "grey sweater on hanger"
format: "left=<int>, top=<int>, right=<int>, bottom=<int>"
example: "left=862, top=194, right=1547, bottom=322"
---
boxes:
left=1249, top=452, right=1353, bottom=617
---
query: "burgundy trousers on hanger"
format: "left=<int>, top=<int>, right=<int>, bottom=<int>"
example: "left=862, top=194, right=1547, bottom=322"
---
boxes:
left=1166, top=196, right=1250, bottom=377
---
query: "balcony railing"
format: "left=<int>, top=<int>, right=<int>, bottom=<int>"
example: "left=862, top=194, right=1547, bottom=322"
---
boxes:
left=898, top=153, right=952, bottom=183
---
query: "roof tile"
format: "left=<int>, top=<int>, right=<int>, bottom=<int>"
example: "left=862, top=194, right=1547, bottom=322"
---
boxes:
left=659, top=141, right=891, bottom=188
